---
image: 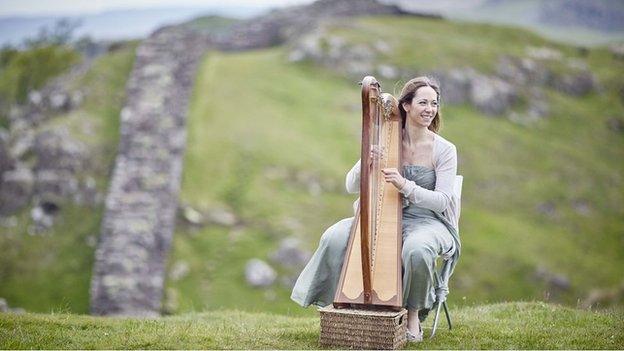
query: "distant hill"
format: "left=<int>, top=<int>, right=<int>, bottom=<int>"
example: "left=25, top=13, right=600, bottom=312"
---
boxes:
left=393, top=0, right=624, bottom=46
left=0, top=6, right=264, bottom=47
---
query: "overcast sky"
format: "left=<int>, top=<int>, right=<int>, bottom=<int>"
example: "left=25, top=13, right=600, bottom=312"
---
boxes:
left=0, top=0, right=314, bottom=17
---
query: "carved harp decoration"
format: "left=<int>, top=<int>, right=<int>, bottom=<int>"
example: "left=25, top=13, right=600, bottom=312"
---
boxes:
left=334, top=76, right=403, bottom=310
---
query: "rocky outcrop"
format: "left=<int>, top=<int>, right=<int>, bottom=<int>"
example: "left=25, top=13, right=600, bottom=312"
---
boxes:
left=434, top=68, right=519, bottom=117
left=212, top=0, right=409, bottom=51
left=0, top=58, right=95, bottom=219
left=288, top=20, right=600, bottom=122
left=288, top=26, right=406, bottom=80
left=88, top=27, right=210, bottom=317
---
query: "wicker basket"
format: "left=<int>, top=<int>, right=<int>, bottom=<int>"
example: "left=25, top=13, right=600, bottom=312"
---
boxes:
left=318, top=306, right=408, bottom=349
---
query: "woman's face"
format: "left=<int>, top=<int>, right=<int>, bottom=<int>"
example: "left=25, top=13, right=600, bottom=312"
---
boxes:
left=403, top=86, right=438, bottom=129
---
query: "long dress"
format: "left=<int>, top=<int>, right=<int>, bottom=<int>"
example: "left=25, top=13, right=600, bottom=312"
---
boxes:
left=290, top=164, right=458, bottom=319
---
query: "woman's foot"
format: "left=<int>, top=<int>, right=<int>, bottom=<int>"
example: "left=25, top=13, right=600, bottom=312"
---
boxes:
left=406, top=327, right=423, bottom=342
left=406, top=309, right=423, bottom=342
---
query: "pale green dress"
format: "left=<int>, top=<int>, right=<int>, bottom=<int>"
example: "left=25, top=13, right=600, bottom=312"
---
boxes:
left=290, top=165, right=460, bottom=320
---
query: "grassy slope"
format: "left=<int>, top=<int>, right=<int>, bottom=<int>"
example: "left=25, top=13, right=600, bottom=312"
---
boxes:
left=169, top=16, right=624, bottom=316
left=0, top=15, right=623, bottom=320
left=0, top=43, right=138, bottom=313
left=171, top=48, right=360, bottom=316
left=1, top=302, right=623, bottom=349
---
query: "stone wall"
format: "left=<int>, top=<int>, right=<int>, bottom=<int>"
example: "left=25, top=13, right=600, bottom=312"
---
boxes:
left=89, top=27, right=209, bottom=316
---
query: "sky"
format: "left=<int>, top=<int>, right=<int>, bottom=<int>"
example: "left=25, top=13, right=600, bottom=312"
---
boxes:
left=0, top=0, right=314, bottom=17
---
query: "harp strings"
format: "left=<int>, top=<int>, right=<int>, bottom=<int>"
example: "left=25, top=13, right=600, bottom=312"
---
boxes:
left=370, top=98, right=392, bottom=270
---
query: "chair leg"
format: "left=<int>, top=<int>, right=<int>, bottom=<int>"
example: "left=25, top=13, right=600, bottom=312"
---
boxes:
left=431, top=261, right=453, bottom=338
left=443, top=301, right=452, bottom=330
left=430, top=300, right=443, bottom=338
left=430, top=301, right=452, bottom=339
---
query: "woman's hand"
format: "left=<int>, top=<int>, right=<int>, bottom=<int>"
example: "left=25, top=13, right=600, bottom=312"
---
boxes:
left=369, top=145, right=386, bottom=165
left=381, top=168, right=407, bottom=190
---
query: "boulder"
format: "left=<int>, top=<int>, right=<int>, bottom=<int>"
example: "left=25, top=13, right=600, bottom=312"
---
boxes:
left=33, top=128, right=86, bottom=172
left=496, top=55, right=551, bottom=86
left=205, top=207, right=237, bottom=227
left=581, top=283, right=624, bottom=309
left=35, top=170, right=79, bottom=199
left=606, top=117, right=624, bottom=134
left=533, top=266, right=571, bottom=291
left=169, top=260, right=190, bottom=281
left=469, top=74, right=518, bottom=116
left=30, top=204, right=55, bottom=231
left=536, top=201, right=556, bottom=218
left=435, top=68, right=475, bottom=105
left=0, top=130, right=14, bottom=175
left=270, top=237, right=311, bottom=268
left=0, top=298, right=8, bottom=312
left=550, top=69, right=597, bottom=96
left=525, top=46, right=563, bottom=61
left=28, top=91, right=43, bottom=106
left=507, top=87, right=550, bottom=125
left=179, top=204, right=205, bottom=226
left=571, top=199, right=591, bottom=216
left=608, top=43, right=624, bottom=60
left=49, top=92, right=71, bottom=112
left=8, top=129, right=34, bottom=160
left=0, top=167, right=34, bottom=215
left=245, top=259, right=277, bottom=287
left=377, top=64, right=399, bottom=80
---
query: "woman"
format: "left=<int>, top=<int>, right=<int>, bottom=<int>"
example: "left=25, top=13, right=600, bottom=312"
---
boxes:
left=290, top=77, right=461, bottom=342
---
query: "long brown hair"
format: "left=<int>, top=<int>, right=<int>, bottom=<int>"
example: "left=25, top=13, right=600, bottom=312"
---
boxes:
left=398, top=76, right=442, bottom=133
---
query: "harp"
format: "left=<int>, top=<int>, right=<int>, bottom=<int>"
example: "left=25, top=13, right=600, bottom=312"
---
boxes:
left=334, top=76, right=403, bottom=310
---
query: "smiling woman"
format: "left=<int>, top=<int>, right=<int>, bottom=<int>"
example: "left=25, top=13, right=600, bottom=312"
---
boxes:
left=291, top=76, right=462, bottom=343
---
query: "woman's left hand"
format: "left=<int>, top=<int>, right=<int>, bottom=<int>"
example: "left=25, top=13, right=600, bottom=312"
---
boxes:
left=381, top=168, right=406, bottom=190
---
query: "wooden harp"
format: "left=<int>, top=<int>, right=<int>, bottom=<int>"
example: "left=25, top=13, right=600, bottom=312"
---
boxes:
left=334, top=76, right=403, bottom=310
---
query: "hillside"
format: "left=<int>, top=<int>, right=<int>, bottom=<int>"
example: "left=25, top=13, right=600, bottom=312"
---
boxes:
left=0, top=42, right=138, bottom=313
left=1, top=14, right=623, bottom=318
left=1, top=302, right=622, bottom=349
left=169, top=16, right=624, bottom=316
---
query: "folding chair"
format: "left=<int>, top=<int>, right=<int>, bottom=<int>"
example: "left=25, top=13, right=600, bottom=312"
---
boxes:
left=429, top=174, right=463, bottom=338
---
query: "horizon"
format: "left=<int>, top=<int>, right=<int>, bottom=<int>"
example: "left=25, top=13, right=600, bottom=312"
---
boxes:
left=0, top=0, right=314, bottom=18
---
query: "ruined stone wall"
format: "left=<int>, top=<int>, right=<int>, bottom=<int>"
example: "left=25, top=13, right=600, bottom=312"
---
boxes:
left=89, top=27, right=209, bottom=316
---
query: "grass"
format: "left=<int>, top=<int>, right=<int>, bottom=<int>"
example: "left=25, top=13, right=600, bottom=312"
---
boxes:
left=1, top=302, right=622, bottom=349
left=171, top=48, right=360, bottom=317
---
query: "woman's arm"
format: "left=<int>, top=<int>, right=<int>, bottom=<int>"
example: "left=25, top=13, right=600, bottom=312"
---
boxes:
left=399, top=144, right=457, bottom=213
left=345, top=159, right=361, bottom=194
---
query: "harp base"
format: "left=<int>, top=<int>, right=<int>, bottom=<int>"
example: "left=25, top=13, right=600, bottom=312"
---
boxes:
left=319, top=305, right=408, bottom=350
left=333, top=302, right=404, bottom=312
